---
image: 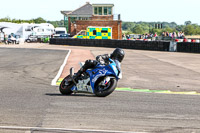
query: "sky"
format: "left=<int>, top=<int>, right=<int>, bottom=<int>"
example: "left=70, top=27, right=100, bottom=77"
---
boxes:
left=0, top=0, right=200, bottom=25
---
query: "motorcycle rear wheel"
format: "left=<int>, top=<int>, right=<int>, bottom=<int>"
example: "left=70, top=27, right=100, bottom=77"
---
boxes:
left=95, top=77, right=117, bottom=97
left=59, top=75, right=74, bottom=95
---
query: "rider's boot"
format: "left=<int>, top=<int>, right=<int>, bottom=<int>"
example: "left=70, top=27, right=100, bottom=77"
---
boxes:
left=73, top=60, right=97, bottom=80
left=75, top=68, right=85, bottom=77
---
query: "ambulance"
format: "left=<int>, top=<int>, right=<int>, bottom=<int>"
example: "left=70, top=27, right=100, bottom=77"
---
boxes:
left=73, top=27, right=112, bottom=39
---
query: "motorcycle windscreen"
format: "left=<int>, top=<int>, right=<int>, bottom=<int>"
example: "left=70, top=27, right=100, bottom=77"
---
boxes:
left=113, top=60, right=122, bottom=79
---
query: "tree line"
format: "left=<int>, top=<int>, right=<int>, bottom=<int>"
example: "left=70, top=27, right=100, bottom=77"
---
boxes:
left=122, top=21, right=200, bottom=35
left=0, top=17, right=64, bottom=28
left=1, top=17, right=199, bottom=35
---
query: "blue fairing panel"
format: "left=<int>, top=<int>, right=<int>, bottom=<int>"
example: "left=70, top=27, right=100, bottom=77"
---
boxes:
left=87, top=63, right=118, bottom=90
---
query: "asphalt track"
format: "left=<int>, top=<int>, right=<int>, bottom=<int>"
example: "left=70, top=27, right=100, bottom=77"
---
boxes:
left=0, top=45, right=200, bottom=133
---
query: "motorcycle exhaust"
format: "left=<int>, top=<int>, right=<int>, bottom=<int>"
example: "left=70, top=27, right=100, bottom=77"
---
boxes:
left=70, top=67, right=77, bottom=84
left=70, top=67, right=74, bottom=77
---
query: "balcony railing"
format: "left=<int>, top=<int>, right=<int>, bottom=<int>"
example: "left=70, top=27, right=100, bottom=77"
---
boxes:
left=113, top=14, right=121, bottom=21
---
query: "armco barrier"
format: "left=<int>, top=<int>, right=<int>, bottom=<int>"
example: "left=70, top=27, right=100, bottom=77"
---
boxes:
left=50, top=38, right=170, bottom=51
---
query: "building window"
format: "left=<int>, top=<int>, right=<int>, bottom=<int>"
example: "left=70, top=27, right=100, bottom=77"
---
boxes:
left=98, top=7, right=102, bottom=15
left=104, top=7, right=108, bottom=15
left=108, top=7, right=112, bottom=15
left=93, top=6, right=112, bottom=15
left=70, top=17, right=90, bottom=22
left=94, top=7, right=98, bottom=15
left=81, top=17, right=89, bottom=20
left=70, top=17, right=76, bottom=23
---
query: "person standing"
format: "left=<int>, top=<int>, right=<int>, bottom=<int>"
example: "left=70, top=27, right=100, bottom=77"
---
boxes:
left=154, top=32, right=157, bottom=37
left=181, top=32, right=185, bottom=39
left=122, top=34, right=126, bottom=40
left=4, top=34, right=8, bottom=44
left=173, top=32, right=177, bottom=39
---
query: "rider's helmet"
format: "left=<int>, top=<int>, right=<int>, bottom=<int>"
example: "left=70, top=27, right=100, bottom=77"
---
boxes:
left=110, top=48, right=125, bottom=62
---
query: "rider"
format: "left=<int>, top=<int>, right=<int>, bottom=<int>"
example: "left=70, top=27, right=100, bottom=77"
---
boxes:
left=74, top=48, right=125, bottom=78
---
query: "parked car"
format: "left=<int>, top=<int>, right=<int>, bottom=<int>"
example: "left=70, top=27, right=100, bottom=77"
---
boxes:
left=59, top=34, right=70, bottom=38
left=7, top=34, right=20, bottom=44
left=26, top=36, right=38, bottom=43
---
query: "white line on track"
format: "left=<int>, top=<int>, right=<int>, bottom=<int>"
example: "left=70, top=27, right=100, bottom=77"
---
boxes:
left=0, top=126, right=147, bottom=133
left=51, top=49, right=71, bottom=86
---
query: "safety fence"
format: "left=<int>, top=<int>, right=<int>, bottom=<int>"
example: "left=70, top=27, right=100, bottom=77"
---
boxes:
left=175, top=38, right=200, bottom=43
left=50, top=38, right=200, bottom=53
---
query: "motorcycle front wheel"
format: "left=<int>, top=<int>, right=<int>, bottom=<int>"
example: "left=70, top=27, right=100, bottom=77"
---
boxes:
left=59, top=75, right=74, bottom=95
left=94, top=77, right=117, bottom=97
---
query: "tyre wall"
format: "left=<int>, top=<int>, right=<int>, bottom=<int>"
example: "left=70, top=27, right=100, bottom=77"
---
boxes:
left=50, top=38, right=170, bottom=51
left=177, top=42, right=200, bottom=53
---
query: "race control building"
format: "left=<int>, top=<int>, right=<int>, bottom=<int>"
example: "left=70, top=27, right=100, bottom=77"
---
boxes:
left=61, top=2, right=122, bottom=39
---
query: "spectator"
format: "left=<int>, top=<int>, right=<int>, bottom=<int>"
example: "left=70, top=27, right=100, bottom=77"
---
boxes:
left=122, top=34, right=125, bottom=40
left=154, top=32, right=157, bottom=37
left=4, top=34, right=8, bottom=44
left=151, top=33, right=154, bottom=37
left=178, top=32, right=181, bottom=38
left=169, top=32, right=172, bottom=37
left=166, top=31, right=169, bottom=36
left=181, top=32, right=185, bottom=39
left=126, top=34, right=130, bottom=40
left=145, top=33, right=148, bottom=39
left=162, top=32, right=165, bottom=37
left=141, top=34, right=145, bottom=39
left=173, top=32, right=177, bottom=39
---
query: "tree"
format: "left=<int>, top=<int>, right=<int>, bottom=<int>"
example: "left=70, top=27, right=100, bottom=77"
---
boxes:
left=123, top=30, right=133, bottom=35
left=195, top=25, right=200, bottom=35
left=170, top=22, right=177, bottom=28
left=152, top=29, right=163, bottom=35
left=140, top=23, right=149, bottom=33
left=184, top=21, right=192, bottom=26
left=131, top=25, right=144, bottom=34
left=122, top=22, right=135, bottom=31
left=183, top=25, right=195, bottom=35
left=165, top=26, right=174, bottom=33
left=33, top=17, right=46, bottom=23
left=0, top=17, right=11, bottom=22
left=176, top=25, right=185, bottom=32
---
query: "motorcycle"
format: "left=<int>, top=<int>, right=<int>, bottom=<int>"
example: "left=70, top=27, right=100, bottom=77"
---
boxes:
left=59, top=55, right=122, bottom=97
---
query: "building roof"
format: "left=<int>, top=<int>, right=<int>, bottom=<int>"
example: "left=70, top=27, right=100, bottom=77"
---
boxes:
left=62, top=2, right=93, bottom=17
left=92, top=4, right=114, bottom=7
left=61, top=11, right=72, bottom=15
left=61, top=2, right=115, bottom=17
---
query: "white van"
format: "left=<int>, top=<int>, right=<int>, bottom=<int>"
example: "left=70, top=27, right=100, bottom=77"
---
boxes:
left=54, top=27, right=67, bottom=37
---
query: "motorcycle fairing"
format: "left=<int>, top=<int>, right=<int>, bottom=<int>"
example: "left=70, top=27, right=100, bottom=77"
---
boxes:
left=70, top=58, right=119, bottom=94
left=87, top=59, right=119, bottom=90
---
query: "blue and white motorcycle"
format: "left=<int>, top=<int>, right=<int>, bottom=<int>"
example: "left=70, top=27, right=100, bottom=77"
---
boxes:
left=59, top=56, right=122, bottom=97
